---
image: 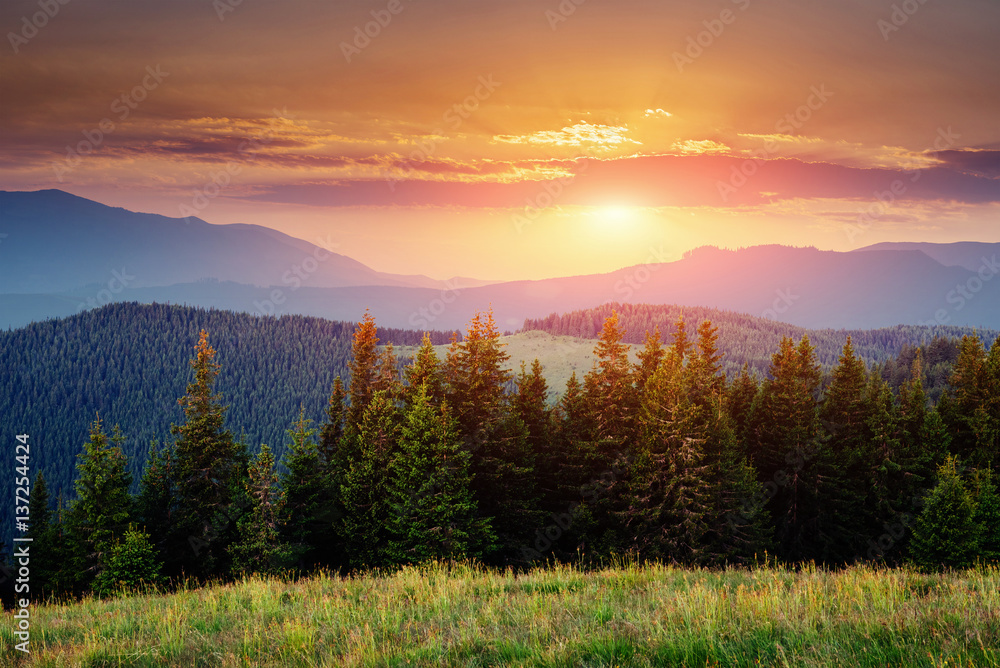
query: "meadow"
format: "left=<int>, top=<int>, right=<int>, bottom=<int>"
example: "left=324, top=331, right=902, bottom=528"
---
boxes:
left=3, top=560, right=998, bottom=667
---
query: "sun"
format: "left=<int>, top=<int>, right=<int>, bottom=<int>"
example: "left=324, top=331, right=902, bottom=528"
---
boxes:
left=590, top=205, right=639, bottom=232
left=601, top=205, right=634, bottom=223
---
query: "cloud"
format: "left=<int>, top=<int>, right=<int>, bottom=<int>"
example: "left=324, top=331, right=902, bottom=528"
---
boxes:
left=669, top=139, right=730, bottom=156
left=929, top=150, right=1000, bottom=179
left=492, top=122, right=641, bottom=149
left=238, top=153, right=1000, bottom=209
left=644, top=109, right=672, bottom=118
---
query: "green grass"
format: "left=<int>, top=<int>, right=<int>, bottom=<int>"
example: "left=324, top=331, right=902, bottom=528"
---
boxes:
left=3, top=561, right=999, bottom=667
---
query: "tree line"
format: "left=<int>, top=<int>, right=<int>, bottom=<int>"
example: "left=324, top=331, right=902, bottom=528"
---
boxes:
left=13, top=309, right=1000, bottom=600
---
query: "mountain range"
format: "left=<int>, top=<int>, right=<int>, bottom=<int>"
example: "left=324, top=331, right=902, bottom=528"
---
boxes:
left=2, top=189, right=999, bottom=331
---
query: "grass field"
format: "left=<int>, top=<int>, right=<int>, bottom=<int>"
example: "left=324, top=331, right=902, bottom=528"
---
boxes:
left=395, top=331, right=641, bottom=403
left=2, top=561, right=998, bottom=667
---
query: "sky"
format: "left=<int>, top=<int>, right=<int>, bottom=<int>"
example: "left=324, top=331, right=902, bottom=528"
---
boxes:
left=2, top=0, right=999, bottom=281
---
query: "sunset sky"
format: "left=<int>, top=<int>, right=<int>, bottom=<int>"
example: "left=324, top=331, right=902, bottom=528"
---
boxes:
left=2, top=0, right=999, bottom=280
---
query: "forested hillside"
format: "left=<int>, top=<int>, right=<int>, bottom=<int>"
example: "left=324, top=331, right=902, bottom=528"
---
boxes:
left=522, top=302, right=993, bottom=398
left=9, top=305, right=1000, bottom=605
left=0, top=303, right=458, bottom=511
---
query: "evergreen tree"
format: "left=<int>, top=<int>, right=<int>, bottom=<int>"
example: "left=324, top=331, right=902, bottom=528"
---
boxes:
left=584, top=311, right=638, bottom=449
left=445, top=310, right=539, bottom=563
left=230, top=445, right=293, bottom=576
left=753, top=335, right=849, bottom=563
left=25, top=471, right=60, bottom=600
left=318, top=376, right=346, bottom=472
left=634, top=326, right=665, bottom=391
left=346, top=311, right=383, bottom=430
left=909, top=457, right=979, bottom=571
left=92, top=526, right=164, bottom=597
left=404, top=333, right=445, bottom=409
left=136, top=441, right=174, bottom=554
left=281, top=408, right=338, bottom=569
left=970, top=468, right=1000, bottom=564
left=64, top=417, right=134, bottom=591
left=386, top=386, right=493, bottom=564
left=340, top=391, right=400, bottom=569
left=727, top=364, right=759, bottom=446
left=170, top=330, right=240, bottom=579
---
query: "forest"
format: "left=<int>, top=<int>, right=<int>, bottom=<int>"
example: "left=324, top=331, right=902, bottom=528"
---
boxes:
left=9, top=305, right=1000, bottom=602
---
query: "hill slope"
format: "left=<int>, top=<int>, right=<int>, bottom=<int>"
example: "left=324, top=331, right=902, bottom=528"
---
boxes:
left=0, top=189, right=452, bottom=294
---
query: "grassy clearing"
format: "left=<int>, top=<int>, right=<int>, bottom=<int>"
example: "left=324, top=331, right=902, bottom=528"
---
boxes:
left=394, top=331, right=641, bottom=403
left=2, top=561, right=998, bottom=667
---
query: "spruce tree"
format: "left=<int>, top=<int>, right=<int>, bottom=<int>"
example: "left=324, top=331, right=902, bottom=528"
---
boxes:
left=404, top=333, right=445, bottom=409
left=970, top=468, right=1000, bottom=564
left=230, top=445, right=293, bottom=576
left=281, top=408, right=338, bottom=569
left=136, top=441, right=174, bottom=555
left=346, top=311, right=383, bottom=431
left=445, top=309, right=539, bottom=563
left=170, top=330, right=240, bottom=579
left=25, top=471, right=59, bottom=600
left=92, top=527, right=164, bottom=597
left=386, top=386, right=493, bottom=565
left=339, top=390, right=400, bottom=569
left=627, top=352, right=713, bottom=563
left=318, top=376, right=346, bottom=472
left=910, top=457, right=980, bottom=571
left=64, top=418, right=134, bottom=592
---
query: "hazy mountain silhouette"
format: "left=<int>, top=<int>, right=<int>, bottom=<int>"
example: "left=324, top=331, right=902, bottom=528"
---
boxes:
left=2, top=191, right=999, bottom=331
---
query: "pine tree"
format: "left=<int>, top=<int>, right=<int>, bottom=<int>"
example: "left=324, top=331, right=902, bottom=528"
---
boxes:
left=627, top=355, right=713, bottom=563
left=64, top=417, right=134, bottom=592
left=970, top=468, right=1000, bottom=564
left=318, top=376, right=346, bottom=473
left=230, top=445, right=293, bottom=576
left=754, top=335, right=849, bottom=563
left=634, top=326, right=665, bottom=392
left=404, top=333, right=445, bottom=409
left=386, top=386, right=494, bottom=565
left=170, top=330, right=240, bottom=579
left=340, top=391, right=400, bottom=569
left=92, top=526, right=164, bottom=597
left=281, top=407, right=338, bottom=569
left=584, top=311, right=638, bottom=448
left=445, top=309, right=539, bottom=563
left=346, top=311, right=383, bottom=431
left=25, top=471, right=60, bottom=600
left=909, top=457, right=979, bottom=571
left=136, top=441, right=174, bottom=555
left=727, top=364, right=759, bottom=446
